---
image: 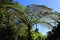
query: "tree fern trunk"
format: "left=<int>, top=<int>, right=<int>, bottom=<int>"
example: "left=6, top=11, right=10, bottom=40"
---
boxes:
left=27, top=23, right=32, bottom=40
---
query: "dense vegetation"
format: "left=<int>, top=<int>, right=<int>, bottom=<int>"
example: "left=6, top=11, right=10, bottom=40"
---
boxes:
left=0, top=0, right=60, bottom=40
left=46, top=21, right=60, bottom=40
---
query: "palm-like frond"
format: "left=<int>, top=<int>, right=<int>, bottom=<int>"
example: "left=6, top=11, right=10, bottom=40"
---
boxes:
left=27, top=4, right=60, bottom=29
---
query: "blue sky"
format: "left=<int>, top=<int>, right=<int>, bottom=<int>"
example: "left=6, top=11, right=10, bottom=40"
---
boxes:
left=14, top=0, right=60, bottom=35
left=15, top=0, right=60, bottom=12
left=33, top=24, right=50, bottom=35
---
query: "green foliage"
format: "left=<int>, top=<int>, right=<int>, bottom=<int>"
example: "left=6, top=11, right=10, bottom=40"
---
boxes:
left=30, top=30, right=46, bottom=40
left=0, top=0, right=60, bottom=40
left=0, top=11, right=16, bottom=40
left=46, top=22, right=60, bottom=40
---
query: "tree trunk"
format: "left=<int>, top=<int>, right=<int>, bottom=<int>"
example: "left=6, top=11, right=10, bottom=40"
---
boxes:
left=27, top=24, right=32, bottom=40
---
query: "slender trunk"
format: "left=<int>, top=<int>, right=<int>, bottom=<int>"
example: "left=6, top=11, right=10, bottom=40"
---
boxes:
left=27, top=24, right=32, bottom=40
left=36, top=24, right=37, bottom=29
left=6, top=14, right=10, bottom=27
left=0, top=13, right=2, bottom=27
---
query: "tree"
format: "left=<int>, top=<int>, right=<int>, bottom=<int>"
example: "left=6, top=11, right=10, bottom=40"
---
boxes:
left=0, top=0, right=60, bottom=40
left=46, top=21, right=60, bottom=40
